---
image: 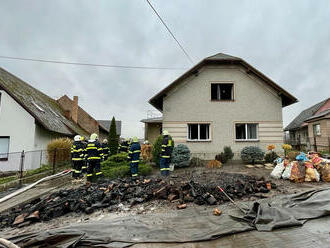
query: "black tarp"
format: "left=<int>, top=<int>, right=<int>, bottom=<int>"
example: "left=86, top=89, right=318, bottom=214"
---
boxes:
left=5, top=187, right=330, bottom=248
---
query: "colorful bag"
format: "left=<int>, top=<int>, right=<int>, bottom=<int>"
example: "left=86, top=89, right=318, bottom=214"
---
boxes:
left=305, top=161, right=320, bottom=182
left=282, top=163, right=293, bottom=180
left=290, top=161, right=306, bottom=183
left=320, top=163, right=330, bottom=182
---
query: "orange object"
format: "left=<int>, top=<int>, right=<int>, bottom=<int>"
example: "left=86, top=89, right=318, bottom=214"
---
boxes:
left=266, top=182, right=271, bottom=190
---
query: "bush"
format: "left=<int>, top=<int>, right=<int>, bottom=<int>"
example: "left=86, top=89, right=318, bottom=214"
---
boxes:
left=206, top=160, right=222, bottom=169
left=171, top=144, right=191, bottom=168
left=47, top=138, right=72, bottom=165
left=102, top=163, right=152, bottom=179
left=240, top=146, right=264, bottom=164
left=152, top=135, right=174, bottom=166
left=264, top=151, right=278, bottom=163
left=215, top=146, right=234, bottom=164
left=101, top=153, right=128, bottom=167
left=190, top=157, right=204, bottom=167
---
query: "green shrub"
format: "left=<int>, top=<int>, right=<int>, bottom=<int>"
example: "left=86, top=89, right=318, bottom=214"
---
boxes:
left=47, top=138, right=72, bottom=165
left=109, top=116, right=119, bottom=155
left=190, top=157, right=204, bottom=167
left=215, top=146, right=234, bottom=164
left=102, top=163, right=152, bottom=179
left=172, top=144, right=191, bottom=168
left=241, top=146, right=264, bottom=164
left=152, top=135, right=174, bottom=166
left=264, top=151, right=278, bottom=163
left=101, top=153, right=128, bottom=168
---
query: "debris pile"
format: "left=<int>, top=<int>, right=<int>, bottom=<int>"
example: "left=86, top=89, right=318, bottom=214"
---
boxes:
left=271, top=152, right=330, bottom=182
left=0, top=172, right=275, bottom=229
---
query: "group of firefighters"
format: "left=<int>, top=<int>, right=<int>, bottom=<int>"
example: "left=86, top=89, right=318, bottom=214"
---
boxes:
left=70, top=130, right=173, bottom=181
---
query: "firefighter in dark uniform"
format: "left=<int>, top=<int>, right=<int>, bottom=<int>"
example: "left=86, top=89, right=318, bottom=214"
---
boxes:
left=118, top=139, right=129, bottom=153
left=80, top=136, right=88, bottom=174
left=127, top=137, right=141, bottom=178
left=160, top=130, right=173, bottom=176
left=71, top=135, right=85, bottom=178
left=86, top=133, right=103, bottom=182
left=101, top=139, right=110, bottom=161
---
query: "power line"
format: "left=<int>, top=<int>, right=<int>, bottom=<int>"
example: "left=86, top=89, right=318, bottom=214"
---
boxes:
left=145, top=0, right=194, bottom=65
left=0, top=55, right=187, bottom=70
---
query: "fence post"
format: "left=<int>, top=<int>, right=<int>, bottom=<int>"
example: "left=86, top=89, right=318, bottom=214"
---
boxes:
left=39, top=150, right=43, bottom=168
left=314, top=136, right=317, bottom=152
left=52, top=148, right=57, bottom=175
left=19, top=150, right=25, bottom=187
left=328, top=137, right=330, bottom=153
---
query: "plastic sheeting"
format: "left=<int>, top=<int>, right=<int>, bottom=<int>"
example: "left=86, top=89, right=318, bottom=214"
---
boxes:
left=6, top=188, right=330, bottom=248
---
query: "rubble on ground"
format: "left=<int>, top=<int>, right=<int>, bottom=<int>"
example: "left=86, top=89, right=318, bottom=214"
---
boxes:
left=0, top=172, right=275, bottom=229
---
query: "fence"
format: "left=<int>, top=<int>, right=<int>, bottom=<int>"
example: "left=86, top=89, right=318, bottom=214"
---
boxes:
left=0, top=148, right=72, bottom=187
left=285, top=136, right=330, bottom=153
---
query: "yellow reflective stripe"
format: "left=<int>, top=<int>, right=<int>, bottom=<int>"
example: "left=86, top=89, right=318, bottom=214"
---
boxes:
left=86, top=147, right=97, bottom=150
left=133, top=150, right=141, bottom=153
left=132, top=160, right=139, bottom=163
left=82, top=166, right=87, bottom=169
left=160, top=168, right=170, bottom=171
left=72, top=158, right=83, bottom=161
left=98, top=148, right=103, bottom=151
left=88, top=157, right=101, bottom=160
left=132, top=174, right=138, bottom=176
left=96, top=172, right=103, bottom=175
left=161, top=145, right=166, bottom=147
left=86, top=174, right=93, bottom=177
left=161, top=149, right=165, bottom=152
left=161, top=156, right=170, bottom=158
left=168, top=140, right=172, bottom=146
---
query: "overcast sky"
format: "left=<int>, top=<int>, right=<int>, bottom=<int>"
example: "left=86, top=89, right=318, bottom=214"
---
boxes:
left=0, top=0, right=329, bottom=138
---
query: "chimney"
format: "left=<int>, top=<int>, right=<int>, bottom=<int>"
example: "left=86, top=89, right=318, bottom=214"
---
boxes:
left=72, top=96, right=78, bottom=123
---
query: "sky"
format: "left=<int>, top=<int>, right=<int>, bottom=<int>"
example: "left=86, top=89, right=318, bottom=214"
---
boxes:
left=0, top=0, right=329, bottom=138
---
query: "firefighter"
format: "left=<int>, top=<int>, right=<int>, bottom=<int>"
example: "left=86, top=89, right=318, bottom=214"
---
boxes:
left=127, top=136, right=141, bottom=178
left=80, top=136, right=88, bottom=174
left=71, top=135, right=85, bottom=178
left=118, top=138, right=129, bottom=153
left=160, top=130, right=173, bottom=177
left=86, top=133, right=103, bottom=182
left=101, top=139, right=110, bottom=161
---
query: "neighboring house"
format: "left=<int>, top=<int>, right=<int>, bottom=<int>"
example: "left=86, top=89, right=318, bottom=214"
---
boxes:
left=141, top=117, right=162, bottom=143
left=97, top=120, right=122, bottom=141
left=0, top=67, right=121, bottom=171
left=143, top=53, right=297, bottom=159
left=284, top=98, right=330, bottom=151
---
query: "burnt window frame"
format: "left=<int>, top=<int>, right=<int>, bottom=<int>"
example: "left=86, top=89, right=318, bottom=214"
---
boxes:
left=187, top=123, right=211, bottom=141
left=0, top=136, right=10, bottom=161
left=211, top=83, right=234, bottom=101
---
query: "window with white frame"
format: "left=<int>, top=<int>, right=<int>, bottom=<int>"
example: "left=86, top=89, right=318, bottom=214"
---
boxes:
left=235, top=123, right=258, bottom=141
left=0, top=137, right=10, bottom=161
left=313, top=124, right=321, bottom=136
left=188, top=124, right=210, bottom=141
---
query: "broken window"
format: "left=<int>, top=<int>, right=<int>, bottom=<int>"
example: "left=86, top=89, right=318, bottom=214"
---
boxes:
left=0, top=136, right=10, bottom=161
left=188, top=124, right=210, bottom=141
left=313, top=124, right=321, bottom=136
left=211, top=83, right=233, bottom=100
left=235, top=123, right=258, bottom=140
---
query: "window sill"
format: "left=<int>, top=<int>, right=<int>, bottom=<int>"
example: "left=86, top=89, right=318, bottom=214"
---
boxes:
left=187, top=139, right=212, bottom=142
left=210, top=99, right=235, bottom=102
left=235, top=139, right=259, bottom=142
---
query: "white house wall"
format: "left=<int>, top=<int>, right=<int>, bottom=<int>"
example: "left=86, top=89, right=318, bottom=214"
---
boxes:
left=162, top=65, right=284, bottom=159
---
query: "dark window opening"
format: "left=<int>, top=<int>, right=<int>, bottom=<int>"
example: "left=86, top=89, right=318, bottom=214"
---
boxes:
left=188, top=124, right=210, bottom=140
left=211, top=83, right=233, bottom=100
left=235, top=124, right=258, bottom=140
left=0, top=136, right=10, bottom=161
left=188, top=124, right=199, bottom=140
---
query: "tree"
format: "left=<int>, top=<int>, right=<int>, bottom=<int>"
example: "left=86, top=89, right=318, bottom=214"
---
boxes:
left=108, top=116, right=119, bottom=155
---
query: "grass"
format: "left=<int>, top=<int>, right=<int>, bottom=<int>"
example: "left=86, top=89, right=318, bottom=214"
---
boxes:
left=102, top=162, right=152, bottom=179
left=0, top=175, right=17, bottom=185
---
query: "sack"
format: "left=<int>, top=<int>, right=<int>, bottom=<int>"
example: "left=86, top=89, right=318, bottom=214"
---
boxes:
left=270, top=162, right=285, bottom=179
left=290, top=161, right=306, bottom=183
left=320, top=163, right=330, bottom=182
left=282, top=163, right=293, bottom=180
left=305, top=167, right=320, bottom=182
left=296, top=152, right=308, bottom=162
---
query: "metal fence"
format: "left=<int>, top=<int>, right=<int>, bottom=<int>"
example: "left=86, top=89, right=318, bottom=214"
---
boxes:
left=285, top=136, right=330, bottom=152
left=0, top=148, right=71, bottom=186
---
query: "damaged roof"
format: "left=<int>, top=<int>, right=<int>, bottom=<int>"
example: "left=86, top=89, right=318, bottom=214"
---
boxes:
left=149, top=53, right=298, bottom=111
left=0, top=67, right=88, bottom=136
left=97, top=120, right=122, bottom=136
left=284, top=98, right=329, bottom=131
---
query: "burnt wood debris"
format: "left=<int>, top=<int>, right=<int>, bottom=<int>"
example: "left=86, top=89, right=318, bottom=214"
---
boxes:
left=0, top=172, right=276, bottom=228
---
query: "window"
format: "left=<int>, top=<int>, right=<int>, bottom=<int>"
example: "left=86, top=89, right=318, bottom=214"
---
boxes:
left=235, top=123, right=258, bottom=141
left=0, top=137, right=10, bottom=161
left=211, top=83, right=234, bottom=100
left=313, top=124, right=321, bottom=136
left=188, top=124, right=210, bottom=141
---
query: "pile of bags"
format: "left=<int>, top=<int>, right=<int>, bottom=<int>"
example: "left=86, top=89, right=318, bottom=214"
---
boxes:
left=270, top=152, right=330, bottom=183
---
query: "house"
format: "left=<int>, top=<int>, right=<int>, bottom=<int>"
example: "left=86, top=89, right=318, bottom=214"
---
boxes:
left=97, top=120, right=122, bottom=140
left=0, top=67, right=121, bottom=171
left=284, top=98, right=330, bottom=151
left=143, top=53, right=297, bottom=159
